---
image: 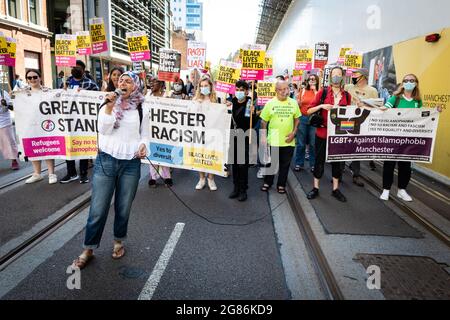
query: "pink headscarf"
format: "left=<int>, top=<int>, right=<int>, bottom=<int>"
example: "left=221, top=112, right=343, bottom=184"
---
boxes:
left=113, top=71, right=145, bottom=129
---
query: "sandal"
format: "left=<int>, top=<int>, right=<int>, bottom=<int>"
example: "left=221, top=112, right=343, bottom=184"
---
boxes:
left=72, top=252, right=94, bottom=270
left=261, top=184, right=271, bottom=192
left=277, top=187, right=287, bottom=194
left=112, top=242, right=125, bottom=260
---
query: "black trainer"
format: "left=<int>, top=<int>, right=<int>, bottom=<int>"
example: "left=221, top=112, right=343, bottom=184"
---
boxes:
left=332, top=189, right=347, bottom=202
left=229, top=188, right=240, bottom=199
left=164, top=179, right=174, bottom=187
left=80, top=175, right=90, bottom=184
left=238, top=191, right=248, bottom=202
left=148, top=179, right=157, bottom=188
left=60, top=174, right=79, bottom=184
left=369, top=161, right=376, bottom=171
left=307, top=188, right=319, bottom=200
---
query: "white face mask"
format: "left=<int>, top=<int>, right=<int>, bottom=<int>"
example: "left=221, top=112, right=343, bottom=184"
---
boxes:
left=174, top=84, right=183, bottom=92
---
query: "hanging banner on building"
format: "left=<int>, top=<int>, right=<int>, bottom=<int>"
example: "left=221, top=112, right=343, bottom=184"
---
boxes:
left=55, top=34, right=77, bottom=67
left=326, top=107, right=440, bottom=163
left=215, top=60, right=242, bottom=94
left=13, top=89, right=105, bottom=161
left=145, top=97, right=231, bottom=177
left=292, top=69, right=303, bottom=82
left=295, top=46, right=313, bottom=71
left=338, top=44, right=353, bottom=65
left=344, top=50, right=363, bottom=75
left=240, top=44, right=266, bottom=81
left=257, top=81, right=276, bottom=106
left=264, top=56, right=273, bottom=77
left=187, top=41, right=207, bottom=70
left=89, top=18, right=108, bottom=54
left=158, top=49, right=181, bottom=82
left=76, top=31, right=92, bottom=55
left=126, top=31, right=151, bottom=62
left=313, top=42, right=329, bottom=70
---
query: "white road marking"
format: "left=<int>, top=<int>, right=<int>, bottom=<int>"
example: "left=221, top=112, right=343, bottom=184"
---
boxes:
left=138, top=223, right=185, bottom=300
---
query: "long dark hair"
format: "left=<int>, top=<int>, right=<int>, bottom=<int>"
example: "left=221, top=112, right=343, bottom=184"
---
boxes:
left=25, top=69, right=41, bottom=79
left=306, top=74, right=320, bottom=91
left=106, top=67, right=124, bottom=92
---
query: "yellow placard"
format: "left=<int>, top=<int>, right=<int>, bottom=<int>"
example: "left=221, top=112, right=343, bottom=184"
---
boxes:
left=257, top=81, right=276, bottom=98
left=127, top=35, right=149, bottom=53
left=55, top=37, right=77, bottom=57
left=241, top=49, right=266, bottom=70
left=339, top=46, right=353, bottom=60
left=7, top=38, right=16, bottom=59
left=265, top=57, right=273, bottom=69
left=77, top=35, right=91, bottom=50
left=344, top=52, right=363, bottom=69
left=0, top=36, right=7, bottom=55
left=217, top=65, right=241, bottom=85
left=90, top=23, right=106, bottom=43
left=184, top=147, right=223, bottom=172
left=296, top=49, right=313, bottom=63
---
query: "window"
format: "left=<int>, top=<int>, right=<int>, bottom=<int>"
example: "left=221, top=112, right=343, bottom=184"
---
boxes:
left=29, top=0, right=39, bottom=24
left=7, top=0, right=20, bottom=19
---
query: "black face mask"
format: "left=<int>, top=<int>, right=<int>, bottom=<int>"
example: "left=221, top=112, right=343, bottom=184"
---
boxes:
left=352, top=76, right=363, bottom=85
left=71, top=67, right=84, bottom=79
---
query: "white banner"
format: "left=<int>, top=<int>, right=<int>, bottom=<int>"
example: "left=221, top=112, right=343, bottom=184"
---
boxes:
left=327, top=107, right=440, bottom=163
left=145, top=97, right=232, bottom=177
left=13, top=89, right=105, bottom=161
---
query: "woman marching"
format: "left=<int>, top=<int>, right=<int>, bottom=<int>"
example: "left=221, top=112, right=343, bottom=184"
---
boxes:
left=72, top=71, right=149, bottom=269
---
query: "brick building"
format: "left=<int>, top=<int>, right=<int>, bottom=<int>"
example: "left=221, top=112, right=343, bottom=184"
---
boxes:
left=0, top=0, right=52, bottom=87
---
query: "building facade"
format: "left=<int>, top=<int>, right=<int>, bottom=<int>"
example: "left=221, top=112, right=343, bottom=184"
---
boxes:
left=170, top=0, right=202, bottom=31
left=0, top=0, right=53, bottom=87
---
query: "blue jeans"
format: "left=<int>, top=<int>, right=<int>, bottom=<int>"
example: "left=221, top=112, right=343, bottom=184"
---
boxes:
left=295, top=116, right=316, bottom=167
left=84, top=152, right=141, bottom=249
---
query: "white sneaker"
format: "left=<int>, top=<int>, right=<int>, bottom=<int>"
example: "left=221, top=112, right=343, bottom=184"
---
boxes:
left=380, top=189, right=390, bottom=201
left=257, top=168, right=264, bottom=179
left=26, top=174, right=43, bottom=184
left=397, top=189, right=413, bottom=202
left=196, top=178, right=206, bottom=190
left=48, top=174, right=58, bottom=185
left=208, top=178, right=218, bottom=191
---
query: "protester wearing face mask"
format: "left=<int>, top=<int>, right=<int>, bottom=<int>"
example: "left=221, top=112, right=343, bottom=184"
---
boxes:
left=306, top=66, right=352, bottom=203
left=60, top=60, right=99, bottom=184
left=344, top=68, right=379, bottom=185
left=194, top=76, right=219, bottom=191
left=379, top=74, right=437, bottom=202
left=170, top=78, right=188, bottom=100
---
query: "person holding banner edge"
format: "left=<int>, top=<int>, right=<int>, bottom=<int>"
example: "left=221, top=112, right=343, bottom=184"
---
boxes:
left=306, top=66, right=352, bottom=203
left=380, top=74, right=443, bottom=202
left=19, top=69, right=57, bottom=184
left=194, top=75, right=219, bottom=191
left=72, top=71, right=148, bottom=269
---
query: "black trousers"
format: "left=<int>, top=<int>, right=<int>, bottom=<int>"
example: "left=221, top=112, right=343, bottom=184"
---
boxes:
left=66, top=159, right=89, bottom=177
left=264, top=146, right=295, bottom=188
left=383, top=161, right=412, bottom=190
left=349, top=161, right=361, bottom=177
left=313, top=137, right=343, bottom=180
left=232, top=138, right=250, bottom=191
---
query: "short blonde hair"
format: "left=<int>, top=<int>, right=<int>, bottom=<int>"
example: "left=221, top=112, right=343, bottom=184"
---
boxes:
left=194, top=75, right=217, bottom=103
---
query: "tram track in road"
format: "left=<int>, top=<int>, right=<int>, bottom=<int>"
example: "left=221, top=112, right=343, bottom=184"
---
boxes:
left=0, top=196, right=91, bottom=272
left=358, top=171, right=450, bottom=248
left=0, top=161, right=66, bottom=191
left=286, top=178, right=344, bottom=300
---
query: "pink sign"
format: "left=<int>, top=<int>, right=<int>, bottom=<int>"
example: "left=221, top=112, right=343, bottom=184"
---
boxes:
left=56, top=56, right=76, bottom=67
left=257, top=97, right=272, bottom=106
left=264, top=69, right=273, bottom=77
left=23, top=136, right=67, bottom=158
left=130, top=51, right=151, bottom=62
left=216, top=82, right=236, bottom=94
left=241, top=69, right=265, bottom=81
left=92, top=41, right=108, bottom=55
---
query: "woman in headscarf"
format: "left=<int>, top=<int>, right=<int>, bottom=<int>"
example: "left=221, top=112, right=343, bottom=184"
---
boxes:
left=73, top=71, right=149, bottom=269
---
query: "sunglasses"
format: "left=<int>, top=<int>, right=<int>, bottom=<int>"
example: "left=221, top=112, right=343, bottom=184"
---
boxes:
left=403, top=79, right=416, bottom=83
left=308, top=79, right=316, bottom=82
left=27, top=76, right=39, bottom=80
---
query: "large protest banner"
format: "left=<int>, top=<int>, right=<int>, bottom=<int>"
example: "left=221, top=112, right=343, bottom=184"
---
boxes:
left=240, top=44, right=266, bottom=81
left=215, top=60, right=241, bottom=94
left=89, top=18, right=108, bottom=54
left=187, top=41, right=207, bottom=70
left=264, top=56, right=273, bottom=78
left=338, top=44, right=353, bottom=65
left=295, top=46, right=313, bottom=71
left=326, top=107, right=440, bottom=163
left=146, top=97, right=231, bottom=177
left=13, top=90, right=105, bottom=161
left=127, top=31, right=151, bottom=62
left=313, top=42, right=329, bottom=70
left=158, top=49, right=181, bottom=82
left=55, top=34, right=77, bottom=67
left=76, top=31, right=92, bottom=55
left=257, top=81, right=276, bottom=106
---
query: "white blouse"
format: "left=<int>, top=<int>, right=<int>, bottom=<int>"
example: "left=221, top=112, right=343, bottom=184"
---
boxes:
left=98, top=105, right=150, bottom=160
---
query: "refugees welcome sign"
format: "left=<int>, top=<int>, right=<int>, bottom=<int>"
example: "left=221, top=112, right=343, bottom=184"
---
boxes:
left=13, top=90, right=105, bottom=161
